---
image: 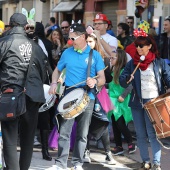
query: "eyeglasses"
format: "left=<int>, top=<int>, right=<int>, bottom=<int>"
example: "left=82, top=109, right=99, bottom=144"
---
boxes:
left=26, top=26, right=34, bottom=30
left=61, top=26, right=69, bottom=29
left=135, top=44, right=146, bottom=48
left=93, top=23, right=106, bottom=26
left=110, top=57, right=117, bottom=60
left=69, top=35, right=81, bottom=41
left=127, top=22, right=133, bottom=24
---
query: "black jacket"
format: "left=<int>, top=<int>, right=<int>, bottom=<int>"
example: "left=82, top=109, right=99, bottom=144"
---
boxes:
left=0, top=26, right=47, bottom=103
left=159, top=33, right=170, bottom=59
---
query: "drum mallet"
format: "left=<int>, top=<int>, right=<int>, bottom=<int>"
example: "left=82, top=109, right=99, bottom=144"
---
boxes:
left=127, top=55, right=145, bottom=84
left=66, top=66, right=108, bottom=90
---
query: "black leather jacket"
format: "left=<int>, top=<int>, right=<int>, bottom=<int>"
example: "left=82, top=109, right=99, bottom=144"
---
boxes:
left=0, top=26, right=47, bottom=103
left=159, top=33, right=170, bottom=59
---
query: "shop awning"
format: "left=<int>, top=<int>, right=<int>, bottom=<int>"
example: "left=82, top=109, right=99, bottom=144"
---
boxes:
left=52, top=1, right=82, bottom=12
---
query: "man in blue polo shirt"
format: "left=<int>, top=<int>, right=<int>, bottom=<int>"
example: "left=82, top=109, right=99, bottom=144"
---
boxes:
left=48, top=21, right=105, bottom=170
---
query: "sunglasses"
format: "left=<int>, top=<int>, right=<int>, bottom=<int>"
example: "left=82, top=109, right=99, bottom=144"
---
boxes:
left=69, top=35, right=81, bottom=41
left=61, top=26, right=69, bottom=29
left=26, top=26, right=34, bottom=30
left=135, top=44, right=146, bottom=48
left=93, top=23, right=106, bottom=26
left=127, top=22, right=133, bottom=24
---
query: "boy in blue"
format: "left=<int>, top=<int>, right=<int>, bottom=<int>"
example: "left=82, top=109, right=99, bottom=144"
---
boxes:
left=48, top=21, right=105, bottom=170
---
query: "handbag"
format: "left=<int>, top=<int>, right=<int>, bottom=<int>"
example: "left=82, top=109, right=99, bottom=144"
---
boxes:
left=0, top=91, right=26, bottom=121
left=97, top=86, right=114, bottom=113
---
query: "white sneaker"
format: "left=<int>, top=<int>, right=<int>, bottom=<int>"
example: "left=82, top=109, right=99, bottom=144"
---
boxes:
left=70, top=165, right=84, bottom=170
left=34, top=136, right=41, bottom=146
left=83, top=149, right=91, bottom=163
left=105, top=151, right=116, bottom=165
left=46, top=165, right=69, bottom=170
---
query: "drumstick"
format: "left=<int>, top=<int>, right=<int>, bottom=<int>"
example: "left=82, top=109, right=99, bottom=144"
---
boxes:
left=66, top=66, right=108, bottom=90
left=66, top=75, right=99, bottom=90
left=55, top=71, right=65, bottom=95
left=127, top=55, right=145, bottom=84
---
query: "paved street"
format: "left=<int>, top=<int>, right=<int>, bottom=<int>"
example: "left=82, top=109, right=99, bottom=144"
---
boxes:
left=28, top=137, right=170, bottom=170
left=29, top=147, right=135, bottom=170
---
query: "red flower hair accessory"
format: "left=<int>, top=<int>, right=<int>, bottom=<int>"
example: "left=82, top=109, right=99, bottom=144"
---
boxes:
left=133, top=28, right=148, bottom=37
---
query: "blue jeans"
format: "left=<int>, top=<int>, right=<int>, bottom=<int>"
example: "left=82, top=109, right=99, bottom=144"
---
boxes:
left=131, top=107, right=161, bottom=165
left=55, top=100, right=94, bottom=169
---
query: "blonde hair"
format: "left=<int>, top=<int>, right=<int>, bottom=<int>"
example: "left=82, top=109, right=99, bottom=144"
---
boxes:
left=47, top=28, right=65, bottom=48
left=148, top=28, right=157, bottom=37
left=87, top=34, right=107, bottom=58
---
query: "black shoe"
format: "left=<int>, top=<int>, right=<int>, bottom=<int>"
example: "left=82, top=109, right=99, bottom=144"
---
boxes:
left=105, top=151, right=116, bottom=165
left=112, top=146, right=124, bottom=155
left=128, top=143, right=137, bottom=154
left=139, top=162, right=151, bottom=170
left=40, top=130, right=52, bottom=161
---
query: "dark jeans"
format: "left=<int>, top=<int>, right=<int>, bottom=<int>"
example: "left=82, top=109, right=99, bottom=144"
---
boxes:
left=2, top=96, right=39, bottom=170
left=111, top=115, right=132, bottom=147
left=38, top=110, right=50, bottom=130
left=55, top=100, right=94, bottom=169
left=87, top=127, right=110, bottom=153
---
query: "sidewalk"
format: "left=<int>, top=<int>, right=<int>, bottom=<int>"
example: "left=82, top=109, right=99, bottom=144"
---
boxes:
left=109, top=137, right=170, bottom=170
left=7, top=135, right=170, bottom=170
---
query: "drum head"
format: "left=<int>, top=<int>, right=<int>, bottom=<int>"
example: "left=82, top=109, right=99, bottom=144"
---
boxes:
left=57, top=88, right=85, bottom=113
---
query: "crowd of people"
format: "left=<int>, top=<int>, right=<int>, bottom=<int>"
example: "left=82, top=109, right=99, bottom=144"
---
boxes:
left=0, top=10, right=170, bottom=170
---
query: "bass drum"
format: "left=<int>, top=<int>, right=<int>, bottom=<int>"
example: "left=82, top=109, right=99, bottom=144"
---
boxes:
left=144, top=92, right=170, bottom=139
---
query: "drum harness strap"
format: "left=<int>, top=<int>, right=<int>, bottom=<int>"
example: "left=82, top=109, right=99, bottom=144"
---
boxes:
left=86, top=49, right=99, bottom=95
left=64, top=49, right=94, bottom=93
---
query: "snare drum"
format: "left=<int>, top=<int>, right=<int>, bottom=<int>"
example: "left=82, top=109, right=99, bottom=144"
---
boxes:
left=144, top=92, right=170, bottom=138
left=57, top=88, right=90, bottom=119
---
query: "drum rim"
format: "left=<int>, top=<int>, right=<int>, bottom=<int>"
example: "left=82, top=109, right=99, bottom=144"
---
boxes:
left=62, top=94, right=90, bottom=119
left=144, top=92, right=170, bottom=107
left=57, top=88, right=86, bottom=112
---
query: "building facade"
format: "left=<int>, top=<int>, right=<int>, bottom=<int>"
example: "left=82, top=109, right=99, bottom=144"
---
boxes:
left=1, top=0, right=170, bottom=35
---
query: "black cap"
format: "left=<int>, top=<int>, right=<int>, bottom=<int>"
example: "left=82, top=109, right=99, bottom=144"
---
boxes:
left=9, top=13, right=28, bottom=27
left=70, top=22, right=86, bottom=33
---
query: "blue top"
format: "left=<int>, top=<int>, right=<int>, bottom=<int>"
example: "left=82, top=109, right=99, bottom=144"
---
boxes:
left=106, top=30, right=116, bottom=37
left=57, top=45, right=105, bottom=99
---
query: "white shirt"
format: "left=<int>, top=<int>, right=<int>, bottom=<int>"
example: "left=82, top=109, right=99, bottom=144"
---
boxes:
left=101, top=33, right=118, bottom=50
left=140, top=63, right=159, bottom=99
left=38, top=39, right=48, bottom=57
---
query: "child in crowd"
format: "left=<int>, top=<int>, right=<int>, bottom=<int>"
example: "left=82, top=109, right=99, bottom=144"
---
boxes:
left=108, top=49, right=136, bottom=155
